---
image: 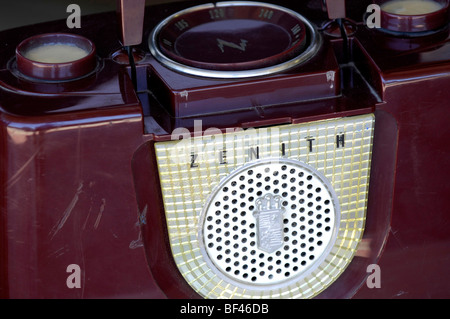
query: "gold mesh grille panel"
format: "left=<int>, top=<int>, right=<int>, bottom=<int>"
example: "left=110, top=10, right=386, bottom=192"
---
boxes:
left=154, top=114, right=375, bottom=298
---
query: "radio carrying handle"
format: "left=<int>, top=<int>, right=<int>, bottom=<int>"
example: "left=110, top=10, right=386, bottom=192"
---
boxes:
left=325, top=0, right=349, bottom=63
left=117, top=0, right=146, bottom=89
left=325, top=0, right=346, bottom=19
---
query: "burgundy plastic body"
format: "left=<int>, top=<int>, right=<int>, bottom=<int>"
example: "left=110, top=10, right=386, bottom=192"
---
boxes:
left=0, top=0, right=449, bottom=299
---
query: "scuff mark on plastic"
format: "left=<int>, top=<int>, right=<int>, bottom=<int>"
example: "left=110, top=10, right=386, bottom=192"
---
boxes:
left=6, top=147, right=41, bottom=189
left=139, top=204, right=147, bottom=225
left=47, top=246, right=67, bottom=259
left=129, top=232, right=144, bottom=249
left=326, top=70, right=335, bottom=89
left=129, top=205, right=147, bottom=249
left=394, top=290, right=408, bottom=297
left=180, top=90, right=189, bottom=108
left=180, top=90, right=189, bottom=100
left=49, top=181, right=84, bottom=239
left=94, top=198, right=106, bottom=229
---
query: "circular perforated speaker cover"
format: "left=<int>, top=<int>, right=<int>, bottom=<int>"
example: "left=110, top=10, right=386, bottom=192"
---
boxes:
left=199, top=158, right=339, bottom=290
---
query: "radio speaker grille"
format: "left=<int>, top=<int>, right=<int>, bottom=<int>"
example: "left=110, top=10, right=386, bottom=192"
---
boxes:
left=154, top=114, right=374, bottom=298
left=201, top=159, right=339, bottom=288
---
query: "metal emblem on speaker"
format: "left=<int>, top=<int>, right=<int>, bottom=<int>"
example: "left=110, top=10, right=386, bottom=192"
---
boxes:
left=254, top=194, right=285, bottom=254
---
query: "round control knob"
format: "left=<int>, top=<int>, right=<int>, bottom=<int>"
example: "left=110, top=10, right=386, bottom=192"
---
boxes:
left=379, top=0, right=449, bottom=33
left=16, top=33, right=96, bottom=81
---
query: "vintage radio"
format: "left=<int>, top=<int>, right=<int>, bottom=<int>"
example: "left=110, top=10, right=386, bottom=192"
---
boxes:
left=0, top=0, right=449, bottom=299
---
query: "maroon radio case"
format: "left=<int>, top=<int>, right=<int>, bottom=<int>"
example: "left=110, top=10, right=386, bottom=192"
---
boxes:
left=0, top=0, right=449, bottom=299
